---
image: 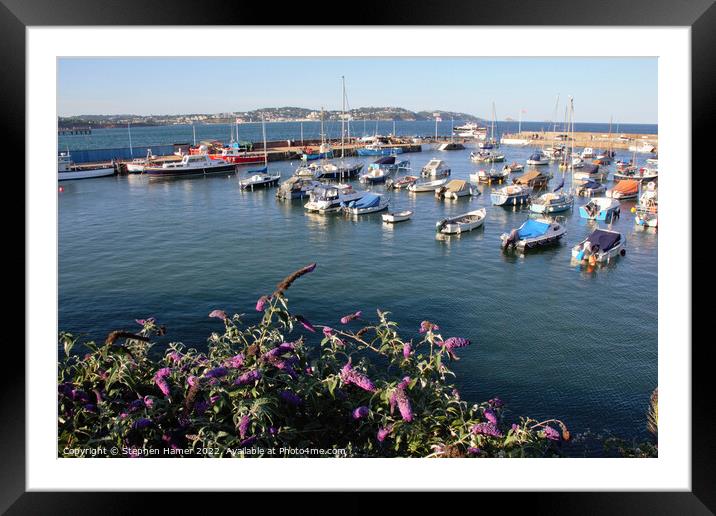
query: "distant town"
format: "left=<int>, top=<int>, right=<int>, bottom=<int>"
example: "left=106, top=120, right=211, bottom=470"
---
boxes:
left=58, top=106, right=484, bottom=128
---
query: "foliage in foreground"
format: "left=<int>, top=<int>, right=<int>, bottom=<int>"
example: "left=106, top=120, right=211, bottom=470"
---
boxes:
left=59, top=263, right=577, bottom=458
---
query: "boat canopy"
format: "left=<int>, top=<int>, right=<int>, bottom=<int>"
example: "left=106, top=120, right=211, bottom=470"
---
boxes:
left=517, top=219, right=550, bottom=239
left=374, top=156, right=396, bottom=165
left=248, top=166, right=268, bottom=174
left=586, top=229, right=621, bottom=251
left=528, top=152, right=544, bottom=160
left=445, top=179, right=467, bottom=192
left=353, top=193, right=381, bottom=209
left=582, top=180, right=602, bottom=189
left=581, top=164, right=599, bottom=174
left=515, top=170, right=543, bottom=184
left=614, top=179, right=640, bottom=194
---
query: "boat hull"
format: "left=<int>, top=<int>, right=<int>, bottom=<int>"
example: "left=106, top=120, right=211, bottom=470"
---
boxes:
left=356, top=147, right=403, bottom=156
left=144, top=163, right=237, bottom=178
left=491, top=193, right=530, bottom=206
left=58, top=167, right=116, bottom=181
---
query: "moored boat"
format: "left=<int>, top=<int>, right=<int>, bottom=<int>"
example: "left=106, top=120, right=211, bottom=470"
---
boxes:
left=513, top=170, right=550, bottom=189
left=58, top=152, right=116, bottom=181
left=144, top=153, right=236, bottom=178
left=579, top=197, right=621, bottom=222
left=342, top=193, right=389, bottom=215
left=421, top=159, right=451, bottom=178
left=470, top=150, right=505, bottom=163
left=435, top=208, right=486, bottom=235
left=470, top=167, right=510, bottom=184
left=276, top=176, right=322, bottom=200
left=500, top=218, right=566, bottom=251
left=491, top=184, right=531, bottom=206
left=572, top=228, right=626, bottom=264
left=575, top=180, right=606, bottom=197
left=526, top=151, right=549, bottom=165
left=435, top=179, right=474, bottom=200
left=529, top=191, right=574, bottom=213
left=385, top=175, right=418, bottom=190
left=437, top=142, right=464, bottom=151
left=408, top=178, right=449, bottom=193
left=573, top=163, right=606, bottom=183
left=239, top=167, right=281, bottom=190
left=382, top=210, right=414, bottom=223
left=304, top=184, right=366, bottom=213
left=606, top=179, right=640, bottom=200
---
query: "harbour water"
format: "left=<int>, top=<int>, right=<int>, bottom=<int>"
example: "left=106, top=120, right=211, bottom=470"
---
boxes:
left=58, top=120, right=657, bottom=152
left=58, top=140, right=657, bottom=454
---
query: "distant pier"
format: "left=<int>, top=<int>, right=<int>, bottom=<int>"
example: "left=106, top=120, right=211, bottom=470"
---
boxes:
left=59, top=126, right=92, bottom=135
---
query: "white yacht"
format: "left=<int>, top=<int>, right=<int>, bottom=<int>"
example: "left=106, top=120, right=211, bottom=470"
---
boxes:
left=304, top=184, right=366, bottom=213
left=58, top=153, right=116, bottom=181
left=143, top=154, right=236, bottom=178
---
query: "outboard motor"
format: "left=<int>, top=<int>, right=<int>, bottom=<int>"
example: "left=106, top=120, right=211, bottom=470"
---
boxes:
left=435, top=186, right=447, bottom=199
left=502, top=229, right=519, bottom=249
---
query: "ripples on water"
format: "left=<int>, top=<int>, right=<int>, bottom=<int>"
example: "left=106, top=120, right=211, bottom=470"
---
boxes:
left=59, top=143, right=657, bottom=452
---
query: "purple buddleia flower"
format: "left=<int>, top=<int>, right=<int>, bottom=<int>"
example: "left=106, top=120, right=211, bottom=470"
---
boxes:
left=225, top=354, right=245, bottom=369
left=209, top=395, right=220, bottom=405
left=340, top=362, right=376, bottom=393
left=135, top=317, right=155, bottom=327
left=340, top=311, right=362, bottom=325
left=234, top=369, right=262, bottom=386
left=484, top=409, right=498, bottom=425
left=305, top=366, right=314, bottom=375
left=273, top=359, right=298, bottom=379
left=488, top=397, right=504, bottom=408
left=83, top=403, right=96, bottom=412
left=132, top=418, right=152, bottom=430
left=262, top=342, right=296, bottom=360
left=352, top=406, right=370, bottom=420
left=322, top=327, right=334, bottom=337
left=194, top=400, right=209, bottom=413
left=239, top=415, right=251, bottom=439
left=295, top=315, right=316, bottom=333
left=442, top=337, right=471, bottom=350
left=208, top=309, right=227, bottom=321
left=256, top=295, right=270, bottom=312
left=419, top=320, right=440, bottom=334
left=143, top=396, right=154, bottom=408
left=391, top=377, right=414, bottom=422
left=204, top=367, right=228, bottom=379
left=377, top=426, right=392, bottom=442
left=511, top=423, right=520, bottom=432
left=452, top=388, right=461, bottom=400
left=187, top=375, right=200, bottom=388
left=129, top=398, right=145, bottom=412
left=279, top=390, right=302, bottom=406
left=58, top=382, right=74, bottom=397
left=268, top=426, right=277, bottom=435
left=543, top=425, right=560, bottom=441
left=71, top=389, right=90, bottom=402
left=167, top=351, right=183, bottom=363
left=153, top=368, right=172, bottom=397
left=471, top=422, right=503, bottom=438
left=402, top=342, right=411, bottom=359
left=467, top=447, right=481, bottom=456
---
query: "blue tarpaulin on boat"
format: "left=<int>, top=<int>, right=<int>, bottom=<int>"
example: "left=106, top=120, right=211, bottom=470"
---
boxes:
left=354, top=194, right=381, bottom=209
left=528, top=153, right=543, bottom=161
left=248, top=166, right=267, bottom=174
left=582, top=180, right=602, bottom=189
left=586, top=229, right=621, bottom=251
left=517, top=219, right=550, bottom=239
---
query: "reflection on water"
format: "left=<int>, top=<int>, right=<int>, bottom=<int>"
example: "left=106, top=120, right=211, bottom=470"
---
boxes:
left=59, top=144, right=657, bottom=450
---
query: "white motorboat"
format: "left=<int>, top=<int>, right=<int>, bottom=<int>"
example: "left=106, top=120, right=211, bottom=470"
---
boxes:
left=575, top=180, right=606, bottom=197
left=435, top=179, right=475, bottom=200
left=408, top=178, right=449, bottom=193
left=529, top=191, right=574, bottom=214
left=276, top=177, right=322, bottom=200
left=435, top=208, right=486, bottom=235
left=382, top=210, right=414, bottom=223
left=573, top=164, right=607, bottom=182
left=470, top=167, right=509, bottom=184
left=503, top=162, right=524, bottom=173
left=628, top=141, right=656, bottom=154
left=342, top=193, right=389, bottom=215
left=58, top=153, right=116, bottom=181
left=579, top=197, right=621, bottom=222
left=239, top=168, right=281, bottom=189
left=500, top=218, right=566, bottom=251
left=421, top=159, right=451, bottom=178
left=385, top=175, right=418, bottom=190
left=144, top=153, right=237, bottom=178
left=304, top=184, right=366, bottom=213
left=470, top=151, right=505, bottom=163
left=491, top=184, right=531, bottom=206
left=572, top=228, right=626, bottom=264
left=580, top=147, right=595, bottom=159
left=605, top=179, right=639, bottom=200
left=125, top=149, right=158, bottom=173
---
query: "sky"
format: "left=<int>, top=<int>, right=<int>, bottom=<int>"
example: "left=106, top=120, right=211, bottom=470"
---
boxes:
left=57, top=57, right=657, bottom=123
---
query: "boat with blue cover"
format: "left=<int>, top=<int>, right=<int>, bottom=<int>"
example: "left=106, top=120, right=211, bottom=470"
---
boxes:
left=579, top=197, right=621, bottom=222
left=526, top=151, right=550, bottom=165
left=529, top=180, right=574, bottom=213
left=491, top=184, right=531, bottom=206
left=572, top=228, right=626, bottom=264
left=575, top=179, right=606, bottom=197
left=356, top=144, right=404, bottom=156
left=500, top=218, right=566, bottom=250
left=342, top=193, right=389, bottom=215
left=359, top=156, right=409, bottom=184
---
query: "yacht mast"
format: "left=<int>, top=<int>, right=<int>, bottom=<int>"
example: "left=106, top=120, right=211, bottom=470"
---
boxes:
left=261, top=113, right=268, bottom=168
left=128, top=122, right=133, bottom=158
left=341, top=76, right=345, bottom=159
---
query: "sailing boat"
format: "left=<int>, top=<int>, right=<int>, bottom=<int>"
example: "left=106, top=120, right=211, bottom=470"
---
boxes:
left=437, top=117, right=465, bottom=151
left=239, top=114, right=281, bottom=190
left=530, top=96, right=575, bottom=213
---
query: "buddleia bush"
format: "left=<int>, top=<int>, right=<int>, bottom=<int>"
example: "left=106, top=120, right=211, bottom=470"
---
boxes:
left=58, top=263, right=570, bottom=458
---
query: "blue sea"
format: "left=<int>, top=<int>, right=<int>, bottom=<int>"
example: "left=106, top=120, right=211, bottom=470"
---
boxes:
left=58, top=127, right=657, bottom=455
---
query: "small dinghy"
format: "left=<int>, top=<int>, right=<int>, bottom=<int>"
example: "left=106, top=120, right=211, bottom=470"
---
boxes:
left=606, top=179, right=640, bottom=200
left=503, top=162, right=524, bottom=173
left=470, top=151, right=505, bottom=163
left=408, top=178, right=449, bottom=193
left=435, top=179, right=474, bottom=200
left=343, top=193, right=389, bottom=215
left=435, top=208, right=486, bottom=235
left=491, top=184, right=531, bottom=206
left=526, top=151, right=550, bottom=165
left=500, top=218, right=566, bottom=251
left=470, top=167, right=510, bottom=184
left=386, top=175, right=418, bottom=190
left=575, top=179, right=606, bottom=197
left=382, top=210, right=414, bottom=223
left=572, top=228, right=626, bottom=264
left=579, top=197, right=621, bottom=222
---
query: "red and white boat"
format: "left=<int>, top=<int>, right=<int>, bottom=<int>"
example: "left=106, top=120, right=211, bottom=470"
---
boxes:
left=208, top=146, right=266, bottom=165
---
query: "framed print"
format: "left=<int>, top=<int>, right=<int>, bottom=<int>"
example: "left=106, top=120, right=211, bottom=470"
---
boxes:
left=8, top=0, right=712, bottom=511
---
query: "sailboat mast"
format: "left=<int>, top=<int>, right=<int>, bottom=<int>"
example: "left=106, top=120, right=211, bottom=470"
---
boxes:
left=341, top=76, right=345, bottom=159
left=518, top=109, right=522, bottom=135
left=128, top=122, right=133, bottom=158
left=570, top=97, right=575, bottom=193
left=261, top=113, right=268, bottom=167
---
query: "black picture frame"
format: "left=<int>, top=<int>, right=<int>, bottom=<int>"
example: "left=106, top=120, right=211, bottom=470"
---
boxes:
left=7, top=0, right=711, bottom=512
